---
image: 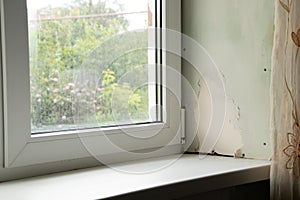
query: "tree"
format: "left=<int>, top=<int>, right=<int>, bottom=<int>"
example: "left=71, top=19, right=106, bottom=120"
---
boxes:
left=30, top=0, right=149, bottom=132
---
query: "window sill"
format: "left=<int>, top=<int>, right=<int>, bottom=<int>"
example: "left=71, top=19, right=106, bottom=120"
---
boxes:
left=0, top=154, right=270, bottom=200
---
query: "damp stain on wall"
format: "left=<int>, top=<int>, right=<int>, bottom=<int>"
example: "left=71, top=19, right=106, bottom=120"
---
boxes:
left=182, top=0, right=274, bottom=159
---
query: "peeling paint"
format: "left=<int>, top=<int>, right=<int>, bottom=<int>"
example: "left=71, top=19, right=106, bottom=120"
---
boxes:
left=214, top=97, right=244, bottom=156
left=182, top=0, right=273, bottom=159
left=237, top=106, right=241, bottom=120
left=234, top=148, right=245, bottom=158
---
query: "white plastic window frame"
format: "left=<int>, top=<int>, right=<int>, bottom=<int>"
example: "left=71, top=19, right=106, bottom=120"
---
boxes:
left=0, top=0, right=181, bottom=171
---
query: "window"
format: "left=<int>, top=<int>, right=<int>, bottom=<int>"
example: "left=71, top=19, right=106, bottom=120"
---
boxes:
left=0, top=0, right=181, bottom=175
left=27, top=0, right=157, bottom=134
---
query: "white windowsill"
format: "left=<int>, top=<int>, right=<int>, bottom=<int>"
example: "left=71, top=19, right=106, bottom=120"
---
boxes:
left=0, top=154, right=270, bottom=200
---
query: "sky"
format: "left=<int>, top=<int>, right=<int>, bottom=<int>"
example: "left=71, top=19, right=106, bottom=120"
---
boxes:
left=27, top=0, right=147, bottom=12
left=27, top=0, right=150, bottom=30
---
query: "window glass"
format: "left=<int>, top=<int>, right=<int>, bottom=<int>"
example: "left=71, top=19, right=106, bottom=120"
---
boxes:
left=27, top=0, right=157, bottom=134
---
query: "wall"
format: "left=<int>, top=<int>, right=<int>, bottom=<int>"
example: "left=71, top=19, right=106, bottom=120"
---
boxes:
left=108, top=180, right=269, bottom=200
left=182, top=0, right=274, bottom=159
left=179, top=180, right=269, bottom=200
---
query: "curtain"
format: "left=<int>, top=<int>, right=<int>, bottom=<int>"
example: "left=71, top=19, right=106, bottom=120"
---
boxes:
left=271, top=0, right=300, bottom=199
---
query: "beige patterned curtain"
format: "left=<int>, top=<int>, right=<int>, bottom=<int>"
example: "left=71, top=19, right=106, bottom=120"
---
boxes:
left=271, top=0, right=300, bottom=199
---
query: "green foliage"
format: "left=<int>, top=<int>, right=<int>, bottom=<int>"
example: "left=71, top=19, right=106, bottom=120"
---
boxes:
left=30, top=0, right=149, bottom=132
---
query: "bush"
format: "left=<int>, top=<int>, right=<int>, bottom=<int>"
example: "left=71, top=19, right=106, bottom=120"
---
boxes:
left=29, top=0, right=149, bottom=132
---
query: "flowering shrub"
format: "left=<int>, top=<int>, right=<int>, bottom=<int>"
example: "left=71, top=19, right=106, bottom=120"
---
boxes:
left=29, top=0, right=149, bottom=133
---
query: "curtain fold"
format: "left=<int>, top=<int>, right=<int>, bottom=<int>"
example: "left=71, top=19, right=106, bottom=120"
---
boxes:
left=271, top=0, right=300, bottom=199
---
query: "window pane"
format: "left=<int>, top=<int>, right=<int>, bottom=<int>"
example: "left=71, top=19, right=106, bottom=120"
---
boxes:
left=27, top=0, right=157, bottom=134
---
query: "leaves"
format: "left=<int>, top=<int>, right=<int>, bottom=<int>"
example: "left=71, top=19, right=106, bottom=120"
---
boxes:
left=284, top=145, right=297, bottom=157
left=286, top=155, right=297, bottom=169
left=30, top=0, right=149, bottom=131
left=279, top=0, right=290, bottom=13
left=291, top=29, right=300, bottom=47
left=287, top=132, right=298, bottom=146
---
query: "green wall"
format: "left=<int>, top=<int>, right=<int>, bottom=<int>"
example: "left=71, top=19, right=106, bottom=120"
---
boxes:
left=182, top=0, right=274, bottom=159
